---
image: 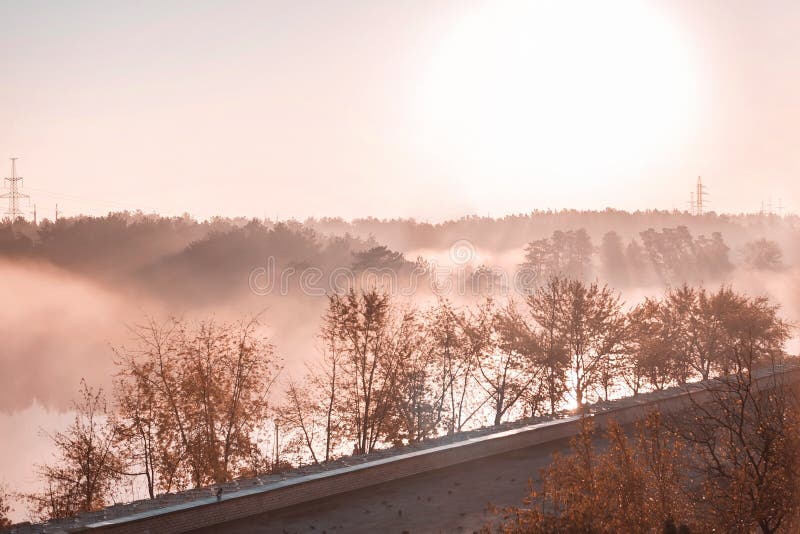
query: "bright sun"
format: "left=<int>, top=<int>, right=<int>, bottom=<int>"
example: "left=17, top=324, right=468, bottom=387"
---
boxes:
left=419, top=0, right=701, bottom=197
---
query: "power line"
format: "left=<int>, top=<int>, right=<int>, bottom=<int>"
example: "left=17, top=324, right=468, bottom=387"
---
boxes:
left=24, top=186, right=215, bottom=220
left=688, top=176, right=709, bottom=215
left=696, top=176, right=708, bottom=215
left=2, top=163, right=214, bottom=221
left=1, top=157, right=30, bottom=219
left=25, top=186, right=162, bottom=212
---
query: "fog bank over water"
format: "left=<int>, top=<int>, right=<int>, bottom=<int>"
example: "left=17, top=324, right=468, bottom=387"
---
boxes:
left=0, top=403, right=73, bottom=517
left=0, top=261, right=133, bottom=411
left=3, top=215, right=799, bottom=413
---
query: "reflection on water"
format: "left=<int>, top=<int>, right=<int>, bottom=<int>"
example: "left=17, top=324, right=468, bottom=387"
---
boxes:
left=0, top=403, right=73, bottom=523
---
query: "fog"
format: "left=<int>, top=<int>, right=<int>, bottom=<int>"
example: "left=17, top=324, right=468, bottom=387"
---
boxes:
left=0, top=261, right=136, bottom=411
left=3, top=212, right=799, bottom=413
left=1, top=211, right=798, bottom=521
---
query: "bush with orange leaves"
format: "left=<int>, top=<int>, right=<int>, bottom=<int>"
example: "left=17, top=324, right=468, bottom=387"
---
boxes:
left=492, top=413, right=692, bottom=533
left=492, top=358, right=800, bottom=533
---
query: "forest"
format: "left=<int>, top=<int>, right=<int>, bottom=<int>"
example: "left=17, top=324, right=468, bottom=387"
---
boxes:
left=0, top=210, right=796, bottom=289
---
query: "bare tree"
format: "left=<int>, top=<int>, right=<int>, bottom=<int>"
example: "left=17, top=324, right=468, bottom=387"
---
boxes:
left=324, top=288, right=406, bottom=454
left=114, top=318, right=189, bottom=492
left=307, top=306, right=349, bottom=462
left=555, top=277, right=625, bottom=407
left=113, top=364, right=160, bottom=498
left=278, top=379, right=322, bottom=464
left=493, top=301, right=546, bottom=419
left=470, top=300, right=538, bottom=426
left=391, top=315, right=443, bottom=443
left=675, top=352, right=799, bottom=533
left=315, top=337, right=345, bottom=462
left=426, top=299, right=482, bottom=433
left=526, top=277, right=570, bottom=414
left=28, top=381, right=123, bottom=521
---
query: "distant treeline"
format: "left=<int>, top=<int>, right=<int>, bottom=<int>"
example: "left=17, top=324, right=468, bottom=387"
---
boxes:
left=304, top=209, right=798, bottom=253
left=0, top=214, right=381, bottom=303
left=0, top=211, right=795, bottom=304
left=520, top=226, right=785, bottom=288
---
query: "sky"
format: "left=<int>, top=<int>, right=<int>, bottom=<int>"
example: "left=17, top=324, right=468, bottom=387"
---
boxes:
left=1, top=0, right=799, bottom=221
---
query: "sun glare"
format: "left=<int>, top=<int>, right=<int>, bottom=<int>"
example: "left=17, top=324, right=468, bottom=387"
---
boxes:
left=419, top=0, right=701, bottom=194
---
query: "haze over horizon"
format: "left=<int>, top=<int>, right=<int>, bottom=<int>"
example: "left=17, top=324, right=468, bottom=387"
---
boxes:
left=2, top=0, right=799, bottom=221
left=3, top=3, right=800, bottom=528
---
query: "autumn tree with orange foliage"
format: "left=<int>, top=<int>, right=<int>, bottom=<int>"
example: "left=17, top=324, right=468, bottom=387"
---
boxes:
left=113, top=317, right=281, bottom=492
left=524, top=276, right=625, bottom=407
left=25, top=317, right=281, bottom=522
left=26, top=381, right=123, bottom=521
left=18, top=277, right=797, bottom=526
left=493, top=357, right=800, bottom=533
left=493, top=414, right=692, bottom=534
left=675, top=351, right=799, bottom=533
left=0, top=483, right=13, bottom=529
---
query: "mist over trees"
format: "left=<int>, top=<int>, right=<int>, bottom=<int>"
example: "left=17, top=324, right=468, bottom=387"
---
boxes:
left=1, top=210, right=797, bottom=305
left=522, top=225, right=738, bottom=288
left=3, top=210, right=799, bottom=526
left=521, top=229, right=593, bottom=281
left=11, top=273, right=795, bottom=526
left=741, top=238, right=784, bottom=270
left=302, top=210, right=799, bottom=257
left=0, top=214, right=382, bottom=305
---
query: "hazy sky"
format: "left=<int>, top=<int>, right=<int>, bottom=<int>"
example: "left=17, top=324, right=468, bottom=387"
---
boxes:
left=1, top=0, right=799, bottom=220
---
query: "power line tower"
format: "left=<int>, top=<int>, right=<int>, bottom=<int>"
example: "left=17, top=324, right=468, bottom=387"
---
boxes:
left=695, top=176, right=708, bottom=216
left=2, top=157, right=30, bottom=220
